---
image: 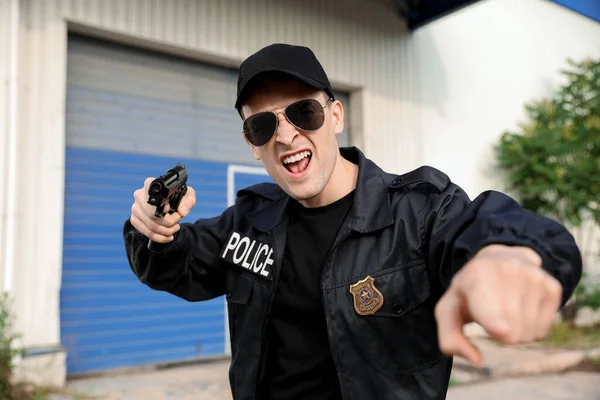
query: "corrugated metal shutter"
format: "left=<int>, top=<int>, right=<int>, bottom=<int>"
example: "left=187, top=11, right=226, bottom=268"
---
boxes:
left=60, top=35, right=351, bottom=375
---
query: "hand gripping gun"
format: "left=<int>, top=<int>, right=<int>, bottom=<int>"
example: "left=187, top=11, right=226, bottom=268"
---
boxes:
left=146, top=163, right=188, bottom=251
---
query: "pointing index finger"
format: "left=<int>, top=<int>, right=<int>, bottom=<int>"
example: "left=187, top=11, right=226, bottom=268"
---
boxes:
left=435, top=287, right=482, bottom=368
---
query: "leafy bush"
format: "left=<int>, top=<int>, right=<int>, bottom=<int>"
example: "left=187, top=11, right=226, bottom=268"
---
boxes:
left=495, top=55, right=600, bottom=323
left=0, top=293, right=49, bottom=400
left=0, top=292, right=24, bottom=399
left=495, top=56, right=600, bottom=226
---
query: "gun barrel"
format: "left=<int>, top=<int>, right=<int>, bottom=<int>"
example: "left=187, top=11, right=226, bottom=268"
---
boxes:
left=147, top=164, right=187, bottom=206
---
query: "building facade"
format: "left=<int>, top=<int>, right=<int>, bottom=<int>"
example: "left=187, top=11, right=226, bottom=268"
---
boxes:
left=0, top=0, right=598, bottom=388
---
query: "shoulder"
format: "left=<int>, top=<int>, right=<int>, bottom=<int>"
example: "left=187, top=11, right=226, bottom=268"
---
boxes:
left=387, top=165, right=451, bottom=195
left=236, top=182, right=286, bottom=203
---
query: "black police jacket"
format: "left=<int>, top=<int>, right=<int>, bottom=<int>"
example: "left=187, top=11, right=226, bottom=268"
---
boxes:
left=123, top=146, right=582, bottom=400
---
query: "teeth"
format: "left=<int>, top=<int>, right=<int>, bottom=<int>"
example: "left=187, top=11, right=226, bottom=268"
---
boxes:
left=283, top=151, right=311, bottom=165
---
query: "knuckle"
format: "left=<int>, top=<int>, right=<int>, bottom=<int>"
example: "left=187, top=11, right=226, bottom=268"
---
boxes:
left=537, top=324, right=552, bottom=339
left=164, top=215, right=178, bottom=226
left=144, top=177, right=155, bottom=187
left=434, top=298, right=448, bottom=319
left=504, top=331, right=521, bottom=344
left=448, top=271, right=465, bottom=290
left=130, top=216, right=147, bottom=235
left=161, top=220, right=175, bottom=231
left=528, top=269, right=546, bottom=287
left=158, top=215, right=173, bottom=226
left=152, top=224, right=170, bottom=235
left=163, top=221, right=178, bottom=233
left=182, top=187, right=195, bottom=207
left=434, top=305, right=442, bottom=322
left=501, top=333, right=516, bottom=344
left=150, top=233, right=166, bottom=243
left=507, top=259, right=521, bottom=274
left=438, top=340, right=453, bottom=355
left=438, top=332, right=460, bottom=355
left=535, top=332, right=548, bottom=342
left=435, top=330, right=451, bottom=350
left=534, top=324, right=550, bottom=340
left=547, top=278, right=563, bottom=298
left=523, top=330, right=537, bottom=343
left=460, top=263, right=484, bottom=287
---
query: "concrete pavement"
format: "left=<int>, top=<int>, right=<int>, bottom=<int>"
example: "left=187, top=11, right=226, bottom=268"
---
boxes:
left=58, top=330, right=600, bottom=400
left=447, top=372, right=600, bottom=400
left=451, top=336, right=600, bottom=383
left=64, top=360, right=233, bottom=400
left=60, top=357, right=600, bottom=400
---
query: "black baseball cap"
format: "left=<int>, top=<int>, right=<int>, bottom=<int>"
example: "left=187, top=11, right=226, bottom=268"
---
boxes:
left=235, top=43, right=335, bottom=116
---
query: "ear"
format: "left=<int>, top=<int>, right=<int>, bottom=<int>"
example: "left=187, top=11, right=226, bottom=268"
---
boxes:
left=332, top=99, right=345, bottom=135
left=242, top=133, right=261, bottom=160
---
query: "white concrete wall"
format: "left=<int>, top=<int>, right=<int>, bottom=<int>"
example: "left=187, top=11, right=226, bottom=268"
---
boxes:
left=0, top=0, right=425, bottom=382
left=0, top=0, right=19, bottom=295
left=413, top=0, right=600, bottom=270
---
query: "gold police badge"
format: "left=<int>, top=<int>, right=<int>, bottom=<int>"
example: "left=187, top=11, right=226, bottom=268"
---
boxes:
left=349, top=275, right=384, bottom=316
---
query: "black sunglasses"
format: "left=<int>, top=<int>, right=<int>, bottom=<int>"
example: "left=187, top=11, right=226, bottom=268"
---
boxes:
left=242, top=97, right=333, bottom=146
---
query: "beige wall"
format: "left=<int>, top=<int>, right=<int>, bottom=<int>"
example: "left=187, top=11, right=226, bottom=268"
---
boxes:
left=0, top=0, right=424, bottom=383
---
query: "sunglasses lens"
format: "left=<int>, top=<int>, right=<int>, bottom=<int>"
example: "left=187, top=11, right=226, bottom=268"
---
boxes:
left=286, top=99, right=325, bottom=131
left=243, top=112, right=277, bottom=146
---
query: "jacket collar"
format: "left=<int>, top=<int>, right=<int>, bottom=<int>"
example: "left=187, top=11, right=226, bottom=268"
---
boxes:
left=341, top=147, right=394, bottom=233
left=248, top=146, right=394, bottom=233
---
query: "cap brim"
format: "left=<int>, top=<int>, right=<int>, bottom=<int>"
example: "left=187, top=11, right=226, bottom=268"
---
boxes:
left=235, top=68, right=330, bottom=114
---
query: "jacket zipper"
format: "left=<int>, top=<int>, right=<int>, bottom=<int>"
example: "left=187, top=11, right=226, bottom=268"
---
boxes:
left=320, top=227, right=352, bottom=399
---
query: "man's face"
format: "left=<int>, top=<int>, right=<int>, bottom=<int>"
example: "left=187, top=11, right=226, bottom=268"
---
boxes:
left=241, top=79, right=345, bottom=203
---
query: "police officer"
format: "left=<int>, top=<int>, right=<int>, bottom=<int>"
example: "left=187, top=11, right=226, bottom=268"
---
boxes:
left=124, top=43, right=582, bottom=400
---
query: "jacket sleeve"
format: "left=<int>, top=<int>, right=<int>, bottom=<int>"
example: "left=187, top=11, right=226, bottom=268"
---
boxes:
left=123, top=205, right=235, bottom=302
left=424, top=183, right=582, bottom=308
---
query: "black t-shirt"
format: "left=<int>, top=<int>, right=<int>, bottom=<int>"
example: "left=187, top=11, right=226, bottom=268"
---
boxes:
left=260, top=190, right=355, bottom=400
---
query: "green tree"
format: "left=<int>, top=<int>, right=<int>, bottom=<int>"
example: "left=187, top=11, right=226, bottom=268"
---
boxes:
left=495, top=55, right=600, bottom=324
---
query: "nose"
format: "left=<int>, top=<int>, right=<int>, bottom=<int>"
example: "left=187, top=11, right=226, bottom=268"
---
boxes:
left=274, top=111, right=299, bottom=146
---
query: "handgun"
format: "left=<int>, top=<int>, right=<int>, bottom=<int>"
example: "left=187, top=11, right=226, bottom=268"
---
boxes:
left=147, top=163, right=188, bottom=218
left=146, top=163, right=188, bottom=251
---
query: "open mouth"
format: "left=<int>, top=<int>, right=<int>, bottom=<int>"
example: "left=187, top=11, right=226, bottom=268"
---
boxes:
left=282, top=150, right=312, bottom=175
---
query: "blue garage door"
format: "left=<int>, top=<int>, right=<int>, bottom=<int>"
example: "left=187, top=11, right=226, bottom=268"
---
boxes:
left=61, top=35, right=351, bottom=376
